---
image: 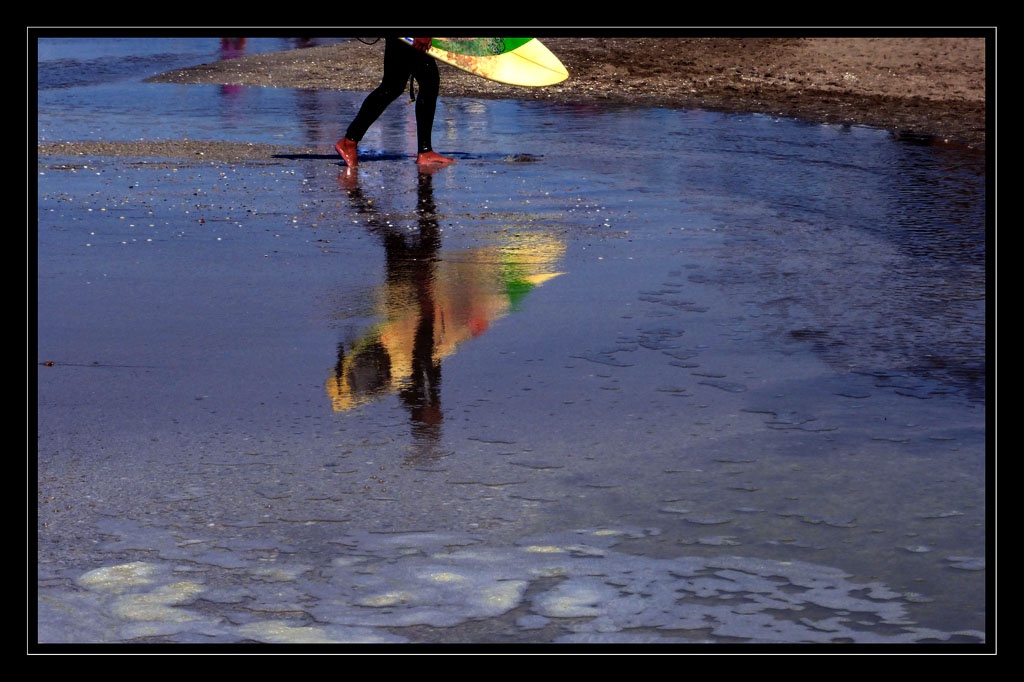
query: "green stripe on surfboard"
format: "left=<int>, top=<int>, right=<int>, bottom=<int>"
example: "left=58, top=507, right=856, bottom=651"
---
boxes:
left=430, top=38, right=533, bottom=57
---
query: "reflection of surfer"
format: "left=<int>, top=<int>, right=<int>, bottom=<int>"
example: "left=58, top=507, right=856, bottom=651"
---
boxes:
left=328, top=168, right=565, bottom=462
left=336, top=38, right=455, bottom=168
left=330, top=168, right=446, bottom=461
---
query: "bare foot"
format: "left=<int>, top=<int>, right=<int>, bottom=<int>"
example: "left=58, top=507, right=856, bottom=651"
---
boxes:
left=335, top=137, right=358, bottom=167
left=416, top=150, right=455, bottom=166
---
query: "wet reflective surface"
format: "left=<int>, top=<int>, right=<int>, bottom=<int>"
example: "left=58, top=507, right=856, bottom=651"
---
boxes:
left=36, top=38, right=988, bottom=647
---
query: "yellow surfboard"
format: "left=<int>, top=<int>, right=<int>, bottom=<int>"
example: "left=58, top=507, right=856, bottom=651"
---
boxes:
left=401, top=37, right=568, bottom=87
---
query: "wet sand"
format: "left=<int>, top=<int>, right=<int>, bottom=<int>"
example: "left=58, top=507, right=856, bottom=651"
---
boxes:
left=38, top=36, right=988, bottom=163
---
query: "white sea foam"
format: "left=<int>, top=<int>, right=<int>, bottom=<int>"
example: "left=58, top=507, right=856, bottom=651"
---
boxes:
left=41, top=527, right=986, bottom=645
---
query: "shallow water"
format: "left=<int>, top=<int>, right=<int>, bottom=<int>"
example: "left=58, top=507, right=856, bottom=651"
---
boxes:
left=35, top=37, right=988, bottom=647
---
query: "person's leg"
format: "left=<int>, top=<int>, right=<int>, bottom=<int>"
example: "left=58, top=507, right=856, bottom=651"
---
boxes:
left=410, top=52, right=454, bottom=165
left=337, top=38, right=414, bottom=166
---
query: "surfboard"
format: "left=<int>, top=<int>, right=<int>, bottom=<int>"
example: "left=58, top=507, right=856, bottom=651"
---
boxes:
left=400, top=37, right=568, bottom=87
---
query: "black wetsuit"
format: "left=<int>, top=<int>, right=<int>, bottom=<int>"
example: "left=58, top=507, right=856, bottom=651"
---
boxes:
left=345, top=38, right=441, bottom=155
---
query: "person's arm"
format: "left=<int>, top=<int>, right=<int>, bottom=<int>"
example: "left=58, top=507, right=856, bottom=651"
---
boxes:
left=411, top=37, right=432, bottom=52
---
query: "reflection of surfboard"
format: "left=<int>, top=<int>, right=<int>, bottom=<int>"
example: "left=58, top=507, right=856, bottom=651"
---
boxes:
left=326, top=233, right=565, bottom=413
left=400, top=37, right=568, bottom=87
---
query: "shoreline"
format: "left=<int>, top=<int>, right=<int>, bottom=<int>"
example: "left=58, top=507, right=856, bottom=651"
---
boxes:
left=38, top=37, right=988, bottom=162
